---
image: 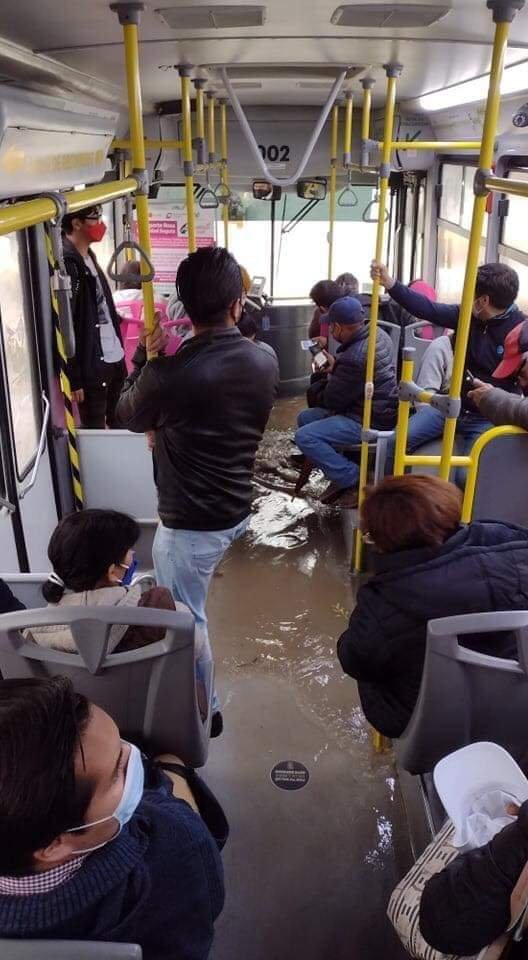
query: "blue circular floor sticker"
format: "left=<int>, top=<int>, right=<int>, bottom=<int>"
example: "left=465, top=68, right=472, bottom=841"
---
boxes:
left=271, top=760, right=310, bottom=790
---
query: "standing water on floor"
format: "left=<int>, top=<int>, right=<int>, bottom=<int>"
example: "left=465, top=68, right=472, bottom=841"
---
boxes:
left=206, top=398, right=411, bottom=959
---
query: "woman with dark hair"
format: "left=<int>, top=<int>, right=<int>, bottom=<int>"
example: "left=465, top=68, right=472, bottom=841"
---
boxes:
left=337, top=474, right=528, bottom=737
left=30, top=509, right=180, bottom=654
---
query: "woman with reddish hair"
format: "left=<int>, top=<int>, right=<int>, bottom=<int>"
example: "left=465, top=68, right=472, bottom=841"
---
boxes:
left=337, top=474, right=528, bottom=737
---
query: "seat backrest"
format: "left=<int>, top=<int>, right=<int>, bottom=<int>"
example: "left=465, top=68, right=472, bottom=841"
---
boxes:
left=0, top=605, right=212, bottom=767
left=471, top=433, right=528, bottom=527
left=0, top=940, right=142, bottom=959
left=404, top=321, right=444, bottom=373
left=378, top=319, right=400, bottom=367
left=395, top=611, right=528, bottom=775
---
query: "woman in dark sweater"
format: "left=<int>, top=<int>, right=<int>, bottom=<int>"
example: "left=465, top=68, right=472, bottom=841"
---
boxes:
left=337, top=474, right=528, bottom=737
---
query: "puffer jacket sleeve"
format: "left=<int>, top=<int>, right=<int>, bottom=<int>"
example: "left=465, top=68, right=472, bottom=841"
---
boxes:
left=321, top=355, right=364, bottom=413
left=419, top=801, right=528, bottom=956
left=337, top=585, right=397, bottom=680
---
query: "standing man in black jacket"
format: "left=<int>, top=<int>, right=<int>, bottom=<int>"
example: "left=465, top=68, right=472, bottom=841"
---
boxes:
left=371, top=260, right=524, bottom=484
left=62, top=205, right=126, bottom=429
left=295, top=296, right=398, bottom=506
left=116, top=247, right=279, bottom=733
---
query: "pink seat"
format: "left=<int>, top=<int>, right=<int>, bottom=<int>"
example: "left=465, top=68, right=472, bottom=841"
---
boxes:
left=116, top=298, right=191, bottom=371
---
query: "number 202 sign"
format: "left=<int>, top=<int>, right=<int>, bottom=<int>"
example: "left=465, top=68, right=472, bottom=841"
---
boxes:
left=258, top=144, right=290, bottom=163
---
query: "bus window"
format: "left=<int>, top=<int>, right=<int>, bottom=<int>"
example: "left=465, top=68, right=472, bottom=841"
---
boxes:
left=440, top=164, right=464, bottom=224
left=0, top=233, right=41, bottom=478
left=498, top=169, right=528, bottom=313
left=272, top=187, right=378, bottom=298
left=436, top=161, right=485, bottom=301
left=436, top=223, right=485, bottom=302
left=227, top=192, right=272, bottom=288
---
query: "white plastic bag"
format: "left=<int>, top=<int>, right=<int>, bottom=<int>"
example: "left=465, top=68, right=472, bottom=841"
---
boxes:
left=454, top=790, right=519, bottom=849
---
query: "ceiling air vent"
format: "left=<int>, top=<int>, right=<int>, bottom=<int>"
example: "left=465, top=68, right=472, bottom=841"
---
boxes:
left=157, top=5, right=267, bottom=29
left=330, top=4, right=451, bottom=28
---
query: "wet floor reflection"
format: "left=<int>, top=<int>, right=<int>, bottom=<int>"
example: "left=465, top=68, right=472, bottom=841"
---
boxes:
left=207, top=398, right=410, bottom=960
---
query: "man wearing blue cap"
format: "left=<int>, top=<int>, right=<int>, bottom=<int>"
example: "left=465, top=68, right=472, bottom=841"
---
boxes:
left=295, top=296, right=398, bottom=506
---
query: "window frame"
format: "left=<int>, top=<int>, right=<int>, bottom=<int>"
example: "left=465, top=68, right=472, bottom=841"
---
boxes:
left=0, top=230, right=43, bottom=482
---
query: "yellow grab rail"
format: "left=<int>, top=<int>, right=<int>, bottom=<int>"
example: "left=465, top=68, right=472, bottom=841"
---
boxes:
left=354, top=62, right=402, bottom=573
left=207, top=92, right=217, bottom=164
left=179, top=65, right=197, bottom=254
left=193, top=77, right=207, bottom=166
left=462, top=425, right=526, bottom=522
left=219, top=98, right=230, bottom=249
left=0, top=177, right=138, bottom=237
left=383, top=140, right=481, bottom=151
left=111, top=2, right=157, bottom=357
left=393, top=350, right=414, bottom=476
left=440, top=9, right=514, bottom=481
left=483, top=173, right=528, bottom=198
left=112, top=138, right=184, bottom=151
left=343, top=92, right=353, bottom=167
left=328, top=102, right=339, bottom=279
left=360, top=77, right=375, bottom=168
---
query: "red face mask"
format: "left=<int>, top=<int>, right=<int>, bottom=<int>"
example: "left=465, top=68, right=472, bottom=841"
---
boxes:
left=84, top=221, right=107, bottom=243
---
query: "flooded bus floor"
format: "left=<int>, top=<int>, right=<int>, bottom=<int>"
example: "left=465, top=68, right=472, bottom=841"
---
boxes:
left=205, top=398, right=411, bottom=959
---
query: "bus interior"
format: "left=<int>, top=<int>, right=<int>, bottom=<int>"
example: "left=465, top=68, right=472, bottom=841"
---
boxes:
left=1, top=0, right=528, bottom=957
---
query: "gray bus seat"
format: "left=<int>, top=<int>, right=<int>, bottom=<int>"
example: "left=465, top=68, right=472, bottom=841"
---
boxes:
left=408, top=436, right=464, bottom=476
left=403, top=321, right=444, bottom=375
left=395, top=611, right=528, bottom=776
left=471, top=432, right=528, bottom=527
left=0, top=605, right=212, bottom=768
left=0, top=941, right=141, bottom=959
left=378, top=319, right=400, bottom=368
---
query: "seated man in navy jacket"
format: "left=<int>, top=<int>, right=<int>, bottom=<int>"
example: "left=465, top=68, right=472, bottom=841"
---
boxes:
left=371, top=260, right=524, bottom=485
left=295, top=296, right=398, bottom=507
left=0, top=676, right=224, bottom=960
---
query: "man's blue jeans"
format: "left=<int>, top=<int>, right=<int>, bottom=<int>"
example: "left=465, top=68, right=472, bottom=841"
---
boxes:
left=386, top=405, right=493, bottom=487
left=295, top=408, right=363, bottom=489
left=153, top=517, right=249, bottom=711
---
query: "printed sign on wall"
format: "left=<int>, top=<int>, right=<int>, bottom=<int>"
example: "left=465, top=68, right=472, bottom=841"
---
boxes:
left=134, top=201, right=216, bottom=295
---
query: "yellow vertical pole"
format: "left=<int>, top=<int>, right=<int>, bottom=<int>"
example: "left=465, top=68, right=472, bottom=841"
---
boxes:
left=439, top=2, right=522, bottom=481
left=343, top=91, right=354, bottom=167
left=110, top=1, right=156, bottom=354
left=354, top=63, right=402, bottom=573
left=219, top=98, right=230, bottom=249
left=207, top=91, right=217, bottom=165
left=193, top=77, right=207, bottom=166
left=360, top=77, right=375, bottom=168
left=328, top=101, right=340, bottom=279
left=393, top=351, right=415, bottom=476
left=179, top=65, right=197, bottom=254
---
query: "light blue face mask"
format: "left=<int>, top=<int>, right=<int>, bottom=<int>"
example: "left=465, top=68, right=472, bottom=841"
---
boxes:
left=66, top=741, right=144, bottom=854
left=119, top=552, right=138, bottom=587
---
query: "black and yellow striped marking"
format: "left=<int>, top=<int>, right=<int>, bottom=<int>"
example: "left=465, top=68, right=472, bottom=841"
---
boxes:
left=44, top=227, right=84, bottom=510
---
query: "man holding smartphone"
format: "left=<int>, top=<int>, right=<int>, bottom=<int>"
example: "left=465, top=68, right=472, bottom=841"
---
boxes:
left=371, top=261, right=524, bottom=485
left=295, top=297, right=398, bottom=506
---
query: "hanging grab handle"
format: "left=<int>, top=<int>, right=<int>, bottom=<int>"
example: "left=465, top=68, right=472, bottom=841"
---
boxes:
left=199, top=188, right=219, bottom=209
left=214, top=181, right=232, bottom=204
left=362, top=193, right=389, bottom=223
left=107, top=241, right=155, bottom=283
left=338, top=185, right=358, bottom=208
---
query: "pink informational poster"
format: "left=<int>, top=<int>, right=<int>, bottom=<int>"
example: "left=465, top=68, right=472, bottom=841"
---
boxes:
left=134, top=201, right=216, bottom=295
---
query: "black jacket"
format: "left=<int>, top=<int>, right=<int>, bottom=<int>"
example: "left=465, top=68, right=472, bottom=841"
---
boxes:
left=306, top=325, right=398, bottom=429
left=389, top=281, right=524, bottom=411
left=337, top=521, right=528, bottom=738
left=63, top=239, right=125, bottom=391
left=420, top=800, right=528, bottom=958
left=116, top=327, right=279, bottom=531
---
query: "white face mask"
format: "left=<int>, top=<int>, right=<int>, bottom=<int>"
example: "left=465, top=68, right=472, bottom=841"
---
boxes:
left=66, top=741, right=144, bottom=854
